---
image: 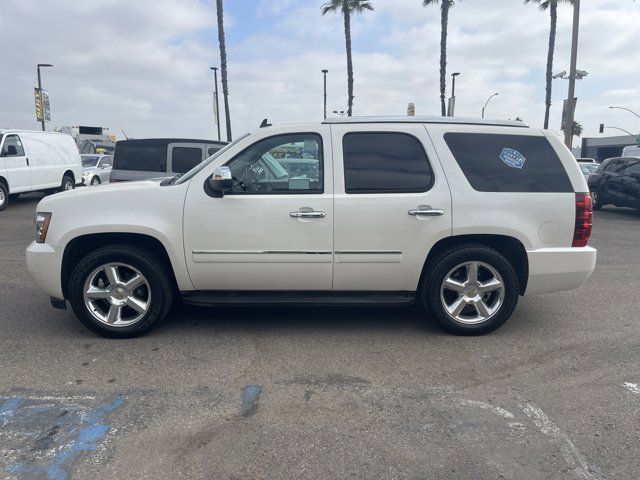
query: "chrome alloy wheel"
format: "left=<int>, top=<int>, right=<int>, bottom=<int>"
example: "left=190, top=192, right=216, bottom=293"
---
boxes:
left=439, top=261, right=505, bottom=325
left=83, top=263, right=151, bottom=327
left=0, top=189, right=5, bottom=206
left=64, top=180, right=74, bottom=191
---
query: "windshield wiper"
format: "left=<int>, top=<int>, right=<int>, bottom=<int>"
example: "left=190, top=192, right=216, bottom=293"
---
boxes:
left=161, top=173, right=183, bottom=186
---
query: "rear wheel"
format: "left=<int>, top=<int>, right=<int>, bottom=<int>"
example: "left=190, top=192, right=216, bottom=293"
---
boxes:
left=59, top=175, right=75, bottom=193
left=68, top=245, right=174, bottom=338
left=0, top=183, right=8, bottom=211
left=422, top=245, right=519, bottom=335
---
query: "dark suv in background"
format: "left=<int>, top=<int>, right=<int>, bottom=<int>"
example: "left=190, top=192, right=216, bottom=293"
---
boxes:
left=110, top=138, right=227, bottom=182
left=588, top=157, right=640, bottom=210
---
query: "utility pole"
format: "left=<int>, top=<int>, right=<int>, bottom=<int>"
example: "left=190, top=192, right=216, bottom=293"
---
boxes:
left=322, top=69, right=328, bottom=120
left=210, top=67, right=221, bottom=141
left=564, top=0, right=580, bottom=148
left=36, top=64, right=53, bottom=131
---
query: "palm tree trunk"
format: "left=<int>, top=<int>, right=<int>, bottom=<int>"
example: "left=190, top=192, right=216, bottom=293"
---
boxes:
left=543, top=2, right=557, bottom=130
left=216, top=0, right=232, bottom=141
left=439, top=1, right=449, bottom=117
left=343, top=1, right=354, bottom=117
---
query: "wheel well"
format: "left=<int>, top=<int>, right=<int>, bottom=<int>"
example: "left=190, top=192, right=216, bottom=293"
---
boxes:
left=61, top=233, right=178, bottom=299
left=63, top=170, right=75, bottom=181
left=420, top=235, right=529, bottom=295
left=0, top=176, right=7, bottom=190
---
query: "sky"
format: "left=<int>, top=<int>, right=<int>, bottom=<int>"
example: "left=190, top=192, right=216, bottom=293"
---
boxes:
left=1, top=0, right=639, bottom=148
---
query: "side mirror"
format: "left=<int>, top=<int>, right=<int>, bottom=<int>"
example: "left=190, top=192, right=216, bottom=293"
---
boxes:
left=206, top=166, right=233, bottom=197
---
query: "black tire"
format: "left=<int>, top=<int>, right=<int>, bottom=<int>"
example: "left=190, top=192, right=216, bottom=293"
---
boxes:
left=90, top=176, right=101, bottom=186
left=421, top=244, right=519, bottom=336
left=591, top=189, right=603, bottom=210
left=0, top=182, right=8, bottom=211
left=67, top=244, right=174, bottom=338
left=59, top=175, right=75, bottom=193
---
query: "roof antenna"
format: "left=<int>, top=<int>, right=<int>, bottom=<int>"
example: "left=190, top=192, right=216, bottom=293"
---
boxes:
left=121, top=129, right=129, bottom=139
left=259, top=118, right=272, bottom=128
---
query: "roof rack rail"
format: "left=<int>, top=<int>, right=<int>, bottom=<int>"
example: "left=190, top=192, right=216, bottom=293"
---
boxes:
left=322, top=116, right=529, bottom=128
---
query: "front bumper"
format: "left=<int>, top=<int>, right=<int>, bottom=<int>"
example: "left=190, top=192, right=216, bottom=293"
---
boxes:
left=525, top=246, right=597, bottom=295
left=26, top=241, right=64, bottom=299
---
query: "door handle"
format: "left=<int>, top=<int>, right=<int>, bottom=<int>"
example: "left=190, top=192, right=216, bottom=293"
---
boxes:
left=290, top=210, right=326, bottom=218
left=26, top=158, right=29, bottom=166
left=408, top=207, right=444, bottom=216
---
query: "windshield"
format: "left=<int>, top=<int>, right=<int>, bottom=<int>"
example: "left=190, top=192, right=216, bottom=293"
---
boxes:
left=174, top=133, right=250, bottom=185
left=580, top=164, right=598, bottom=174
left=81, top=155, right=101, bottom=167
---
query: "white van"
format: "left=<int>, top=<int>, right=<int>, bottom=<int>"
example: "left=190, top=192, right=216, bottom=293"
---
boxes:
left=0, top=130, right=82, bottom=210
left=622, top=145, right=640, bottom=158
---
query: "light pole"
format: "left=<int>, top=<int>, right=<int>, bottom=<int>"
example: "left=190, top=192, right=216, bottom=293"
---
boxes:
left=448, top=72, right=460, bottom=117
left=602, top=126, right=635, bottom=137
left=482, top=93, right=499, bottom=119
left=322, top=69, right=328, bottom=120
left=36, top=63, right=53, bottom=131
left=564, top=0, right=581, bottom=148
left=210, top=67, right=221, bottom=141
left=608, top=106, right=640, bottom=119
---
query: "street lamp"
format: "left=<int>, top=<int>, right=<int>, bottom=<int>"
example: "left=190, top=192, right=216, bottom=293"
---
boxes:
left=608, top=106, right=640, bottom=119
left=36, top=63, right=53, bottom=131
left=481, top=93, right=499, bottom=119
left=322, top=69, right=328, bottom=120
left=210, top=67, right=221, bottom=141
left=448, top=72, right=461, bottom=117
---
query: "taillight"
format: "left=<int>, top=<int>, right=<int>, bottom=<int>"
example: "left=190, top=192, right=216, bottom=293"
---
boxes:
left=572, top=192, right=592, bottom=247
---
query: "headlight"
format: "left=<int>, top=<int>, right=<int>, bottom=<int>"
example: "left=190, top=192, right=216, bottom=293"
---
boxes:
left=82, top=171, right=91, bottom=181
left=35, top=212, right=52, bottom=243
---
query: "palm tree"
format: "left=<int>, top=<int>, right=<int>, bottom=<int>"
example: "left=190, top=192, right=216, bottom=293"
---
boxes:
left=321, top=0, right=374, bottom=117
left=525, top=0, right=574, bottom=130
left=216, top=0, right=232, bottom=141
left=423, top=0, right=455, bottom=117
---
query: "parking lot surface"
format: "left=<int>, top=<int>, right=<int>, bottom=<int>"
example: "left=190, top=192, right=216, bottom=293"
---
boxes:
left=1, top=193, right=639, bottom=480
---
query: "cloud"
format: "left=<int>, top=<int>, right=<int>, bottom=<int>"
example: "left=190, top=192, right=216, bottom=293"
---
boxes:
left=1, top=0, right=639, bottom=146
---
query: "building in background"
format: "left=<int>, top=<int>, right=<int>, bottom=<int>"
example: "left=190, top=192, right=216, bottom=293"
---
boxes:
left=580, top=134, right=638, bottom=162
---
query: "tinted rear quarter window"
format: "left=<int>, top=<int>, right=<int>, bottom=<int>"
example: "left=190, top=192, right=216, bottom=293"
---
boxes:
left=444, top=133, right=573, bottom=193
left=343, top=132, right=433, bottom=193
left=114, top=145, right=165, bottom=172
left=172, top=147, right=203, bottom=173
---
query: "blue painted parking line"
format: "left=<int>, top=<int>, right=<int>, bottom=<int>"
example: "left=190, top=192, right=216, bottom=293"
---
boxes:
left=0, top=394, right=124, bottom=480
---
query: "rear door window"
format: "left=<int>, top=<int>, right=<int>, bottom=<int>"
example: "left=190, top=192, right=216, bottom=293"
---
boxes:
left=444, top=133, right=573, bottom=193
left=114, top=146, right=165, bottom=172
left=171, top=147, right=203, bottom=174
left=342, top=132, right=433, bottom=193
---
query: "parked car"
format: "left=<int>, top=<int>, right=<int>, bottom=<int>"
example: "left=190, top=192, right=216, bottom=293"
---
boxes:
left=588, top=156, right=640, bottom=210
left=578, top=162, right=599, bottom=181
left=26, top=116, right=596, bottom=338
left=81, top=154, right=113, bottom=186
left=109, top=138, right=226, bottom=182
left=0, top=130, right=81, bottom=210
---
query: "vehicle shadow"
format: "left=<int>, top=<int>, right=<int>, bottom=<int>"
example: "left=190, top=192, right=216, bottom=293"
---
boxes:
left=159, top=301, right=440, bottom=336
left=596, top=206, right=640, bottom=219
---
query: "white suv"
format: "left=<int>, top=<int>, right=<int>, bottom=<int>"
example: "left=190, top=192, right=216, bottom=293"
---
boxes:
left=26, top=117, right=596, bottom=338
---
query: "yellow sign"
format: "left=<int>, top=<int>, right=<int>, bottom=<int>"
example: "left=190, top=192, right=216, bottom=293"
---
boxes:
left=34, top=88, right=43, bottom=121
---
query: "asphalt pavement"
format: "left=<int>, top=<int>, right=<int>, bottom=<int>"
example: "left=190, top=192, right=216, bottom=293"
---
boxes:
left=1, top=193, right=639, bottom=480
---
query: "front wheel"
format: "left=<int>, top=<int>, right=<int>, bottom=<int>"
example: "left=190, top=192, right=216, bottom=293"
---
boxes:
left=422, top=245, right=519, bottom=335
left=591, top=189, right=603, bottom=210
left=68, top=245, right=174, bottom=338
left=90, top=176, right=101, bottom=186
left=0, top=183, right=8, bottom=211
